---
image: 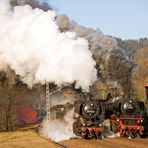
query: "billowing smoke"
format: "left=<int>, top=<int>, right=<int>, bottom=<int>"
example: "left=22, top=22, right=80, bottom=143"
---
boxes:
left=99, top=48, right=133, bottom=94
left=56, top=15, right=134, bottom=94
left=0, top=0, right=97, bottom=91
left=56, top=15, right=117, bottom=49
left=10, top=0, right=52, bottom=11
left=0, top=0, right=134, bottom=142
left=40, top=109, right=75, bottom=142
left=0, top=1, right=97, bottom=141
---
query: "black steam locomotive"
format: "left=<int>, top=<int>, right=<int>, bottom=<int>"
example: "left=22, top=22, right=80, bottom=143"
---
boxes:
left=73, top=99, right=106, bottom=139
left=73, top=96, right=145, bottom=139
left=105, top=98, right=145, bottom=138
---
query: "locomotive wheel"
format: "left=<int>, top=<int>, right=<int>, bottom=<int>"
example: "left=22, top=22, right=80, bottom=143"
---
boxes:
left=73, top=122, right=81, bottom=136
left=110, top=120, right=119, bottom=133
left=139, top=133, right=146, bottom=138
left=91, top=129, right=97, bottom=139
left=81, top=128, right=89, bottom=139
left=82, top=134, right=88, bottom=139
left=98, top=135, right=104, bottom=140
left=96, top=132, right=101, bottom=140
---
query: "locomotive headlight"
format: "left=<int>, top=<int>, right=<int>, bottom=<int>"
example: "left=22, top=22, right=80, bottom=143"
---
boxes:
left=84, top=106, right=88, bottom=110
left=141, top=120, right=143, bottom=122
left=117, top=119, right=119, bottom=122
left=99, top=123, right=102, bottom=127
left=83, top=123, right=86, bottom=126
left=84, top=103, right=96, bottom=114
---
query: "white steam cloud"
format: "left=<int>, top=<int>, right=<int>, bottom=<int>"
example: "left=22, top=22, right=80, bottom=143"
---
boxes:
left=0, top=0, right=97, bottom=91
left=40, top=109, right=75, bottom=142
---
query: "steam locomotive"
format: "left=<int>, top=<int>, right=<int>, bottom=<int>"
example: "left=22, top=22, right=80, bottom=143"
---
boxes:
left=73, top=99, right=106, bottom=139
left=73, top=94, right=146, bottom=139
left=105, top=98, right=145, bottom=138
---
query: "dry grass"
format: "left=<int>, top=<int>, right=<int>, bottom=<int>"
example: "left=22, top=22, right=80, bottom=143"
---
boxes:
left=60, top=138, right=148, bottom=148
left=0, top=130, right=59, bottom=148
left=1, top=130, right=148, bottom=148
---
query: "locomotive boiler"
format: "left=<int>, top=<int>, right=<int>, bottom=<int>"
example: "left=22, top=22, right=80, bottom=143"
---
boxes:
left=105, top=98, right=145, bottom=117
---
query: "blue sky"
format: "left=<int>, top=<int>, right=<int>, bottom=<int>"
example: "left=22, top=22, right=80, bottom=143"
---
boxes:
left=42, top=0, right=148, bottom=39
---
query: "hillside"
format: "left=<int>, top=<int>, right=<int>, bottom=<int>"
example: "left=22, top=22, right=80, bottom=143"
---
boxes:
left=115, top=37, right=148, bottom=57
left=132, top=47, right=148, bottom=101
